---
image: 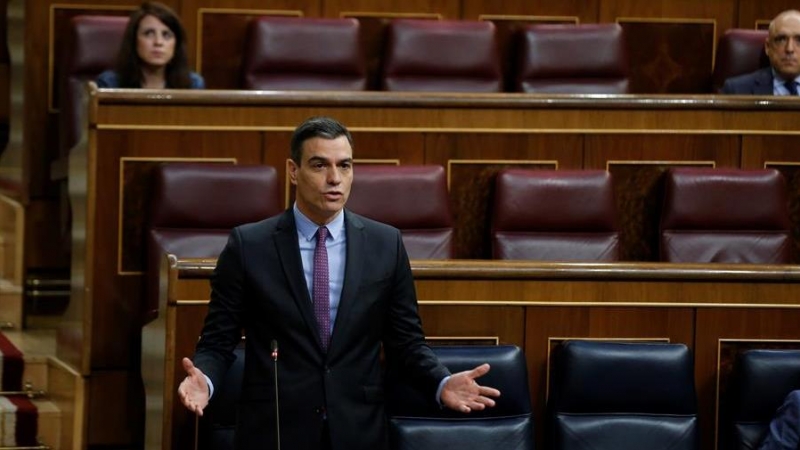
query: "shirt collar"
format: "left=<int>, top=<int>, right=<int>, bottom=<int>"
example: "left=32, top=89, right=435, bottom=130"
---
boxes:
left=293, top=203, right=345, bottom=242
left=771, top=68, right=800, bottom=86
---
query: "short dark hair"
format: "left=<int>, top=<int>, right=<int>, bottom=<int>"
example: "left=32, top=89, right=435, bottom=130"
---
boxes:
left=115, top=1, right=192, bottom=88
left=290, top=117, right=354, bottom=164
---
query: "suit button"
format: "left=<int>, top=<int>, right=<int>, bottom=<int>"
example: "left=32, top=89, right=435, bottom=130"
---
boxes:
left=315, top=407, right=326, bottom=415
left=324, top=366, right=331, bottom=374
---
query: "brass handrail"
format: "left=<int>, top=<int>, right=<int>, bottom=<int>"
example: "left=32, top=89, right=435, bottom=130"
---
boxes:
left=0, top=382, right=46, bottom=399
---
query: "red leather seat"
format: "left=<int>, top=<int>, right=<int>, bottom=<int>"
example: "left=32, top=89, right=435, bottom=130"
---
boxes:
left=514, top=23, right=630, bottom=94
left=346, top=165, right=454, bottom=259
left=240, top=17, right=367, bottom=90
left=491, top=169, right=620, bottom=261
left=59, top=15, right=128, bottom=159
left=660, top=168, right=791, bottom=263
left=712, top=29, right=770, bottom=93
left=145, top=164, right=282, bottom=323
left=381, top=19, right=503, bottom=92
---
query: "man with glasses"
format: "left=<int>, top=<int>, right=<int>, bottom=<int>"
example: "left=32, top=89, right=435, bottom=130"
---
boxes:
left=722, top=10, right=800, bottom=95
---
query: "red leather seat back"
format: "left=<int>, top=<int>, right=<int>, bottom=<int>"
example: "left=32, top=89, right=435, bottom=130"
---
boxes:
left=492, top=169, right=620, bottom=261
left=145, top=164, right=282, bottom=323
left=515, top=23, right=629, bottom=94
left=346, top=165, right=454, bottom=259
left=660, top=168, right=791, bottom=263
left=60, top=15, right=128, bottom=156
left=712, top=29, right=770, bottom=93
left=381, top=19, right=503, bottom=92
left=241, top=17, right=367, bottom=90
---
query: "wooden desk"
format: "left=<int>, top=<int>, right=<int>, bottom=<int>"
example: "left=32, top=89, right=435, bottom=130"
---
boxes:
left=144, top=257, right=800, bottom=450
left=67, top=88, right=800, bottom=446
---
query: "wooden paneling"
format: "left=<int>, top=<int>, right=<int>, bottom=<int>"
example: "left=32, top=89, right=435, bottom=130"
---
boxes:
left=742, top=137, right=800, bottom=262
left=88, top=370, right=141, bottom=446
left=600, top=0, right=737, bottom=38
left=462, top=0, right=599, bottom=24
left=0, top=192, right=23, bottom=328
left=618, top=19, right=717, bottom=93
left=48, top=357, right=85, bottom=450
left=737, top=1, right=796, bottom=29
left=323, top=0, right=457, bottom=19
left=0, top=0, right=9, bottom=156
left=23, top=198, right=68, bottom=269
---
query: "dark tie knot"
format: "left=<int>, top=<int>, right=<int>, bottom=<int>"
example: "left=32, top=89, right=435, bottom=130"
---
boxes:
left=785, top=80, right=798, bottom=96
left=317, top=226, right=329, bottom=245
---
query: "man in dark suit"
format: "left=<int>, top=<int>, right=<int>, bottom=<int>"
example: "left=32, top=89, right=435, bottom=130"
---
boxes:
left=722, top=10, right=800, bottom=95
left=177, top=116, right=500, bottom=450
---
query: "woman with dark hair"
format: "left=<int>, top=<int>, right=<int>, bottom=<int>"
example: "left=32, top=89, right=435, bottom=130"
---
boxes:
left=97, top=1, right=204, bottom=88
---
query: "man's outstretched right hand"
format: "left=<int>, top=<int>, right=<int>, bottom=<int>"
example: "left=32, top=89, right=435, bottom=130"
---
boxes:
left=177, top=357, right=209, bottom=416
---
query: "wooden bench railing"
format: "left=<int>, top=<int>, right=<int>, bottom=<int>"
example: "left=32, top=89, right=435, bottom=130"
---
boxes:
left=0, top=192, right=23, bottom=329
left=143, top=256, right=800, bottom=450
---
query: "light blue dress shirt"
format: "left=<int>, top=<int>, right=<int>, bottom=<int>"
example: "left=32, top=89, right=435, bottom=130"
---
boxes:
left=771, top=69, right=800, bottom=95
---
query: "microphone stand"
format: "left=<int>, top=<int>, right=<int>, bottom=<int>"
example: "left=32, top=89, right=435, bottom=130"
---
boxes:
left=271, top=340, right=281, bottom=450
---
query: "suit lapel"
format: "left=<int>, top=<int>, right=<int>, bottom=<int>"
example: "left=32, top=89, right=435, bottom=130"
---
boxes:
left=329, top=211, right=365, bottom=354
left=754, top=68, right=775, bottom=95
left=274, top=210, right=322, bottom=348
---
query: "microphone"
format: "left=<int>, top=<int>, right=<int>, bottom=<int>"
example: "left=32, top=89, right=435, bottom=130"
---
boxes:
left=271, top=339, right=281, bottom=450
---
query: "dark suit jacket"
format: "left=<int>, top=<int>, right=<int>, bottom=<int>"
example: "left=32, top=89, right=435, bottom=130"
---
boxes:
left=721, top=67, right=774, bottom=95
left=759, top=389, right=800, bottom=450
left=193, top=209, right=449, bottom=450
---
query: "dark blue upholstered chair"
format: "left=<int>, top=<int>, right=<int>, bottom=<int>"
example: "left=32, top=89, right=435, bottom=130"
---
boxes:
left=387, top=345, right=534, bottom=450
left=548, top=340, right=698, bottom=450
left=727, top=349, right=800, bottom=450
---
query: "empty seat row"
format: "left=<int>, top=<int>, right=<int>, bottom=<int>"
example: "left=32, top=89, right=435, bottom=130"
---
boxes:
left=197, top=340, right=707, bottom=450
left=241, top=17, right=630, bottom=94
left=142, top=163, right=792, bottom=326
left=493, top=167, right=792, bottom=264
left=392, top=341, right=700, bottom=450
left=195, top=339, right=800, bottom=450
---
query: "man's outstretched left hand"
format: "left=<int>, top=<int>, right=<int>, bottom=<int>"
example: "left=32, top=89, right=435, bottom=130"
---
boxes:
left=440, top=363, right=501, bottom=413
